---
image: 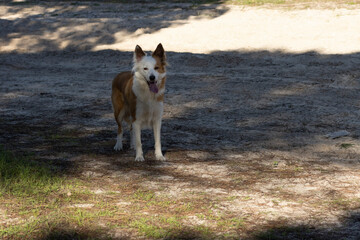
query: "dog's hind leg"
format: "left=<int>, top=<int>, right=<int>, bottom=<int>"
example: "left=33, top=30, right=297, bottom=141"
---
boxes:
left=114, top=109, right=125, bottom=151
left=112, top=90, right=125, bottom=151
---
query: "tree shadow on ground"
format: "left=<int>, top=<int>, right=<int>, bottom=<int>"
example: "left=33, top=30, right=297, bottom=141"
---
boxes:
left=1, top=49, right=360, bottom=161
left=33, top=210, right=360, bottom=239
left=0, top=1, right=228, bottom=52
left=36, top=225, right=220, bottom=240
left=1, top=48, right=360, bottom=239
left=253, top=210, right=360, bottom=240
left=0, top=48, right=360, bottom=161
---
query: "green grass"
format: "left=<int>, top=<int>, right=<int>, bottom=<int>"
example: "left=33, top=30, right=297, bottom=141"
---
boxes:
left=130, top=217, right=168, bottom=239
left=129, top=215, right=219, bottom=239
left=217, top=217, right=244, bottom=230
left=0, top=148, right=107, bottom=239
left=132, top=189, right=155, bottom=201
left=339, top=143, right=354, bottom=149
left=0, top=148, right=64, bottom=197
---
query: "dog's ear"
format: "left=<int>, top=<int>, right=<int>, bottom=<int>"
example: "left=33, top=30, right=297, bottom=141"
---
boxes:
left=134, top=45, right=145, bottom=62
left=152, top=43, right=166, bottom=65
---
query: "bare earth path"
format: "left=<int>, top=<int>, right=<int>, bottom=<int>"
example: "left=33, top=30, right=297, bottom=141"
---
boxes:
left=1, top=1, right=360, bottom=239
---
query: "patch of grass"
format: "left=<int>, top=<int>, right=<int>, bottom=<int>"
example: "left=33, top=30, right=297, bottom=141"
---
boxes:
left=130, top=217, right=168, bottom=239
left=0, top=206, right=117, bottom=239
left=0, top=217, right=41, bottom=239
left=226, top=196, right=237, bottom=201
left=174, top=202, right=194, bottom=213
left=196, top=213, right=207, bottom=220
left=65, top=208, right=116, bottom=227
left=1, top=213, right=112, bottom=240
left=0, top=148, right=108, bottom=239
left=194, top=225, right=213, bottom=238
left=0, top=147, right=64, bottom=197
left=68, top=209, right=95, bottom=226
left=243, top=196, right=252, bottom=200
left=339, top=143, right=354, bottom=149
left=148, top=198, right=177, bottom=208
left=159, top=216, right=182, bottom=229
left=217, top=217, right=245, bottom=230
left=132, top=189, right=155, bottom=202
left=129, top=215, right=188, bottom=239
left=294, top=166, right=303, bottom=172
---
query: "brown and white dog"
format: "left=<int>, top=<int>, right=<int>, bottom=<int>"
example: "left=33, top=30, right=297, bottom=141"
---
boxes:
left=111, top=44, right=167, bottom=161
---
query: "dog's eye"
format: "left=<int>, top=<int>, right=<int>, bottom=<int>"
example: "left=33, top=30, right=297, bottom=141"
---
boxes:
left=144, top=68, right=148, bottom=70
left=155, top=67, right=159, bottom=70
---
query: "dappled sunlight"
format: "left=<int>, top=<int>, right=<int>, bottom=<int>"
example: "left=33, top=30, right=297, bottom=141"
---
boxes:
left=0, top=4, right=75, bottom=20
left=1, top=2, right=360, bottom=54
left=0, top=2, right=229, bottom=53
left=1, top=21, right=120, bottom=52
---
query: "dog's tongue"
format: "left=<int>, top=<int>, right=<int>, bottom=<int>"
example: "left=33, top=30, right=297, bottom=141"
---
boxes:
left=149, top=83, right=158, bottom=93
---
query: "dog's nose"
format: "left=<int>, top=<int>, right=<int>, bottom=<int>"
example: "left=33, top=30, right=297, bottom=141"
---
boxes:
left=149, top=75, right=155, bottom=82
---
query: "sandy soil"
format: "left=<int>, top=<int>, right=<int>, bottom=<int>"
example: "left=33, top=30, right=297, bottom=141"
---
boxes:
left=1, top=1, right=360, bottom=239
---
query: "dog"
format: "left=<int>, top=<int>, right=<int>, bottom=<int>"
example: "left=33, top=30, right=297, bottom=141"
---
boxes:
left=111, top=43, right=167, bottom=161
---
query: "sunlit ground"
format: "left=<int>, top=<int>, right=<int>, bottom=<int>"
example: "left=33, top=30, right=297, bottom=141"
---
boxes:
left=0, top=1, right=360, bottom=54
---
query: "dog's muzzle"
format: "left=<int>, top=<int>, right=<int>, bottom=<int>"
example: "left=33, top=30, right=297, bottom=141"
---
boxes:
left=147, top=75, right=158, bottom=93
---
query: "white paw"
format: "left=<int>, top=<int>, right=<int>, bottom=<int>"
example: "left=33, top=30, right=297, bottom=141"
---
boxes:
left=114, top=142, right=123, bottom=151
left=135, top=155, right=145, bottom=162
left=155, top=154, right=166, bottom=161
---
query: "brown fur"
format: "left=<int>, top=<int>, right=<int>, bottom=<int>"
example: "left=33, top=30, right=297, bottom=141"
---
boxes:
left=111, top=71, right=137, bottom=135
left=153, top=55, right=166, bottom=102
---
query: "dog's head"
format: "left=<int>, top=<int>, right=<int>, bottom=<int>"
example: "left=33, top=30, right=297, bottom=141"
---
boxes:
left=133, top=44, right=167, bottom=93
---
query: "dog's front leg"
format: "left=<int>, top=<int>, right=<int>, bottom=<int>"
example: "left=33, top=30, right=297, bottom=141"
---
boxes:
left=133, top=122, right=144, bottom=161
left=153, top=119, right=166, bottom=161
left=130, top=129, right=135, bottom=150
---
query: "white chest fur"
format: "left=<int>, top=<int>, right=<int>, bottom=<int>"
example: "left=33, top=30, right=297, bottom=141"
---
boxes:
left=132, top=76, right=164, bottom=129
left=136, top=99, right=163, bottom=129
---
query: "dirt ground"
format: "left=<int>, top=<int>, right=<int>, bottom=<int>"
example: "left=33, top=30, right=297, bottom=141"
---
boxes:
left=1, top=1, right=360, bottom=239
